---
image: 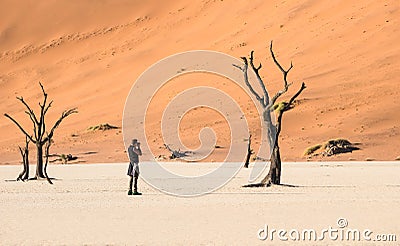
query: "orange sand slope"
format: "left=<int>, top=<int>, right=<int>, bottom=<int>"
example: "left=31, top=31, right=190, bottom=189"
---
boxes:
left=0, top=0, right=399, bottom=164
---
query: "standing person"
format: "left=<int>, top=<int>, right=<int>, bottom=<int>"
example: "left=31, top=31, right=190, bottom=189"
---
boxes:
left=127, top=139, right=142, bottom=195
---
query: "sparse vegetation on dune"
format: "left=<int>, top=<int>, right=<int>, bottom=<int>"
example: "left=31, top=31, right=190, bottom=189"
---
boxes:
left=272, top=101, right=289, bottom=112
left=303, top=144, right=322, bottom=156
left=87, top=123, right=119, bottom=131
left=304, top=138, right=360, bottom=158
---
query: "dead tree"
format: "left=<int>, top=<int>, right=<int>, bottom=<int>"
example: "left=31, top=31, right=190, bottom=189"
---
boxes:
left=234, top=41, right=306, bottom=186
left=48, top=153, right=78, bottom=164
left=244, top=134, right=254, bottom=168
left=17, top=136, right=30, bottom=181
left=4, top=82, right=77, bottom=182
left=164, top=144, right=193, bottom=159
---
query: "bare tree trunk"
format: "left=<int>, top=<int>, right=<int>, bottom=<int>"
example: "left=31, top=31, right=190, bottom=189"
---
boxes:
left=260, top=110, right=283, bottom=185
left=243, top=112, right=284, bottom=187
left=35, top=144, right=45, bottom=179
left=263, top=110, right=277, bottom=147
left=244, top=134, right=253, bottom=168
left=23, top=145, right=29, bottom=180
left=43, top=138, right=53, bottom=184
left=260, top=145, right=281, bottom=185
left=17, top=149, right=26, bottom=181
left=17, top=138, right=30, bottom=181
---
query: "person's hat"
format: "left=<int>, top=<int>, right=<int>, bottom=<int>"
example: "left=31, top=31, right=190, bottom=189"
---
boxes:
left=132, top=139, right=138, bottom=144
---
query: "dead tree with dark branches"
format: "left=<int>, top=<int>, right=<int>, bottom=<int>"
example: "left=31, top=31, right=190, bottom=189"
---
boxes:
left=234, top=41, right=306, bottom=187
left=4, top=82, right=77, bottom=183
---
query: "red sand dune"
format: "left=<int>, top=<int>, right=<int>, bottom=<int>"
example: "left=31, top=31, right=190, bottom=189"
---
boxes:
left=0, top=0, right=399, bottom=164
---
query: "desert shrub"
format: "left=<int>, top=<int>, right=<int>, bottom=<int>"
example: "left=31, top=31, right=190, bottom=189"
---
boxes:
left=303, top=144, right=322, bottom=156
left=305, top=138, right=359, bottom=157
left=273, top=101, right=288, bottom=112
left=87, top=123, right=118, bottom=131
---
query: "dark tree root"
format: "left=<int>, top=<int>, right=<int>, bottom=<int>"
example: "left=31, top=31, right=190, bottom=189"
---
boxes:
left=7, top=177, right=57, bottom=183
left=242, top=182, right=298, bottom=188
left=242, top=175, right=272, bottom=187
left=28, top=176, right=57, bottom=184
left=242, top=182, right=271, bottom=188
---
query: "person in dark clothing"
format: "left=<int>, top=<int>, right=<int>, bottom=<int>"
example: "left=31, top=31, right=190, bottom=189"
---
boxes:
left=127, top=139, right=142, bottom=195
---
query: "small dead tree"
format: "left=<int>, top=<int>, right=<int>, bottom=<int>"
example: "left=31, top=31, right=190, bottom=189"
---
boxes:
left=234, top=41, right=306, bottom=186
left=17, top=136, right=30, bottom=181
left=4, top=82, right=77, bottom=182
left=244, top=134, right=254, bottom=168
left=164, top=144, right=193, bottom=159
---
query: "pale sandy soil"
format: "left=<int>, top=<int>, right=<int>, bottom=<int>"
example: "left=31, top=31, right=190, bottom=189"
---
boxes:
left=0, top=1, right=399, bottom=164
left=0, top=162, right=399, bottom=245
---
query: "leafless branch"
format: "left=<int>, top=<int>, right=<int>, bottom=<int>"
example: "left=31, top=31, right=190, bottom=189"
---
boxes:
left=233, top=57, right=265, bottom=107
left=24, top=111, right=38, bottom=139
left=267, top=41, right=294, bottom=109
left=39, top=82, right=47, bottom=98
left=43, top=100, right=53, bottom=116
left=42, top=108, right=78, bottom=143
left=249, top=51, right=270, bottom=105
left=4, top=114, right=35, bottom=143
left=16, top=96, right=39, bottom=124
left=284, top=82, right=307, bottom=111
left=270, top=41, right=293, bottom=77
left=37, top=83, right=49, bottom=141
left=232, top=63, right=244, bottom=71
